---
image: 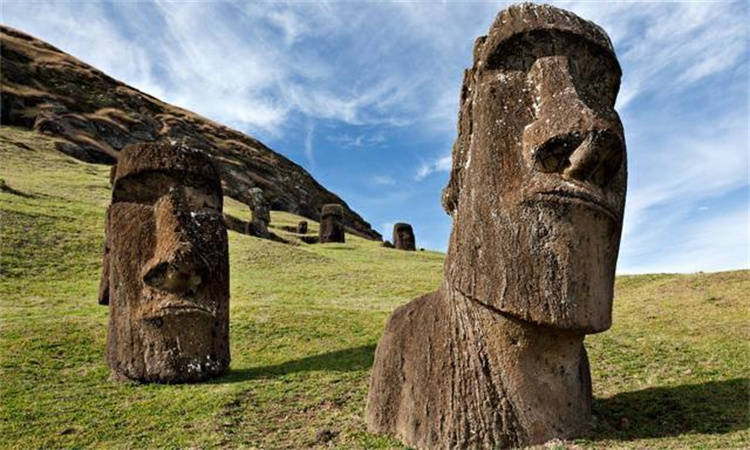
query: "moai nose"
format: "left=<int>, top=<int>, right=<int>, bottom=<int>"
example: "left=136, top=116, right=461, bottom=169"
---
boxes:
left=142, top=188, right=204, bottom=294
left=523, top=56, right=624, bottom=188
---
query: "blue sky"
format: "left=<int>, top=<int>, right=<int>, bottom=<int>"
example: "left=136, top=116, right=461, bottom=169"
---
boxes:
left=2, top=0, right=748, bottom=274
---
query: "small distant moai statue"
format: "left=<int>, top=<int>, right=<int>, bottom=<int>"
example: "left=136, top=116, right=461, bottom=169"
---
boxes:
left=98, top=141, right=230, bottom=383
left=247, top=187, right=270, bottom=238
left=297, top=220, right=308, bottom=234
left=318, top=204, right=345, bottom=243
left=392, top=223, right=415, bottom=251
left=381, top=240, right=394, bottom=249
left=367, top=4, right=627, bottom=449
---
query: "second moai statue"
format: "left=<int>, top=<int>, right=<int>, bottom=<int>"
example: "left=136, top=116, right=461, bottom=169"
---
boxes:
left=318, top=204, right=345, bottom=243
left=98, top=141, right=230, bottom=383
left=297, top=220, right=308, bottom=234
left=367, top=4, right=627, bottom=449
left=392, top=223, right=416, bottom=251
left=247, top=187, right=270, bottom=238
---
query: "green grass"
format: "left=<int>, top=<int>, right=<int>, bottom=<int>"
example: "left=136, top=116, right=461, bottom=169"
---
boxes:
left=1, top=126, right=748, bottom=450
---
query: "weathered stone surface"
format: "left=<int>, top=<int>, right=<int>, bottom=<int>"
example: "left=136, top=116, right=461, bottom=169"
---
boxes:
left=99, top=141, right=230, bottom=383
left=319, top=204, right=345, bottom=244
left=297, top=220, right=308, bottom=234
left=367, top=3, right=626, bottom=448
left=392, top=223, right=416, bottom=251
left=0, top=25, right=382, bottom=241
left=246, top=187, right=270, bottom=238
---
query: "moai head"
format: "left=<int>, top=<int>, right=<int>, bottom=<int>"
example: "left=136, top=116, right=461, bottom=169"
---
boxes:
left=319, top=204, right=345, bottom=243
left=392, top=223, right=416, bottom=251
left=297, top=220, right=308, bottom=234
left=100, top=141, right=230, bottom=383
left=442, top=3, right=626, bottom=333
left=248, top=187, right=270, bottom=238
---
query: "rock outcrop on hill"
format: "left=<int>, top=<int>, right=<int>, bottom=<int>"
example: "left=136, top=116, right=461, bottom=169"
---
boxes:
left=0, top=25, right=381, bottom=240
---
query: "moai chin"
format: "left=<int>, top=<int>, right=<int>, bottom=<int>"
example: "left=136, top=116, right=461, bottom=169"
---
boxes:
left=98, top=141, right=230, bottom=383
left=392, top=223, right=416, bottom=251
left=319, top=204, right=345, bottom=243
left=366, top=4, right=626, bottom=449
left=247, top=187, right=270, bottom=238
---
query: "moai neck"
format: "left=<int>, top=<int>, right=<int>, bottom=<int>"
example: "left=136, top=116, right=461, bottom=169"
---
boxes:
left=442, top=281, right=593, bottom=443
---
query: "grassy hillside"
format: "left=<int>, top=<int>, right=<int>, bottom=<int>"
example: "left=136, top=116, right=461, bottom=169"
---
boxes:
left=1, top=126, right=748, bottom=450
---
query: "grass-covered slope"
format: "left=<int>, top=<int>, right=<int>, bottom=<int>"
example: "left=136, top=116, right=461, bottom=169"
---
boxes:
left=1, top=126, right=748, bottom=449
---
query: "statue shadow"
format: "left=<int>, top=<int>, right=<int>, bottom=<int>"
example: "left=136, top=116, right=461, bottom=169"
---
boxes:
left=213, top=344, right=376, bottom=384
left=590, top=378, right=749, bottom=441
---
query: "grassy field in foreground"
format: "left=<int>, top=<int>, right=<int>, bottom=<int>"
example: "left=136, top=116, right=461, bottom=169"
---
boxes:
left=1, top=125, right=748, bottom=450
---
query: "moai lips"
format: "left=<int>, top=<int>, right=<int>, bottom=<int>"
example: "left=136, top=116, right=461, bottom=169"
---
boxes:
left=392, top=223, right=416, bottom=251
left=367, top=4, right=627, bottom=449
left=99, top=141, right=230, bottom=383
left=319, top=204, right=345, bottom=243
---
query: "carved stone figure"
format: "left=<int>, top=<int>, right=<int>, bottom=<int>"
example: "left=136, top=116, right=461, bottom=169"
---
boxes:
left=297, top=220, right=308, bottom=234
left=366, top=4, right=626, bottom=449
left=319, top=204, right=345, bottom=243
left=392, top=223, right=416, bottom=251
left=99, top=141, right=230, bottom=383
left=247, top=187, right=270, bottom=238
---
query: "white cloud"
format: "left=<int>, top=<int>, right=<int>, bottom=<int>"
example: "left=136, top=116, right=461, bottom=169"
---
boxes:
left=371, top=175, right=396, bottom=186
left=416, top=154, right=452, bottom=181
left=303, top=123, right=315, bottom=167
left=328, top=132, right=386, bottom=149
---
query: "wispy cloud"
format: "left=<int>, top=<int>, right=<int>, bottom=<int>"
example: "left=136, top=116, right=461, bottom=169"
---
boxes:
left=371, top=175, right=396, bottom=187
left=303, top=122, right=315, bottom=168
left=2, top=1, right=747, bottom=272
left=415, top=154, right=452, bottom=181
left=561, top=1, right=748, bottom=110
left=328, top=132, right=386, bottom=149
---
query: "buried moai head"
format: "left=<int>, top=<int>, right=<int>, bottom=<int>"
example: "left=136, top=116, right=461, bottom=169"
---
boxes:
left=297, top=220, right=308, bottom=234
left=319, top=204, right=345, bottom=243
left=392, top=223, right=416, bottom=251
left=99, top=141, right=230, bottom=383
left=247, top=187, right=270, bottom=238
left=442, top=3, right=627, bottom=333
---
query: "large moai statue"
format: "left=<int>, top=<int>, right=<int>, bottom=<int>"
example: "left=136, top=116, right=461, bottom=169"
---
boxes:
left=392, top=222, right=416, bottom=251
left=319, top=204, right=345, bottom=243
left=366, top=4, right=626, bottom=449
left=98, top=141, right=230, bottom=383
left=247, top=187, right=270, bottom=238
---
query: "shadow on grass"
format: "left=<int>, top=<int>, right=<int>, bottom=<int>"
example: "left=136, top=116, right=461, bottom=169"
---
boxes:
left=214, top=344, right=376, bottom=384
left=591, top=378, right=749, bottom=440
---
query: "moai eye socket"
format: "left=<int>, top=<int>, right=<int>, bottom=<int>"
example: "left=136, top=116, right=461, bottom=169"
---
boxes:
left=113, top=172, right=221, bottom=212
left=113, top=172, right=177, bottom=205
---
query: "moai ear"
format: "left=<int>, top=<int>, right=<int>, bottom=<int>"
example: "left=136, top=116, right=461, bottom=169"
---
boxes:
left=442, top=68, right=475, bottom=216
left=97, top=207, right=111, bottom=305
